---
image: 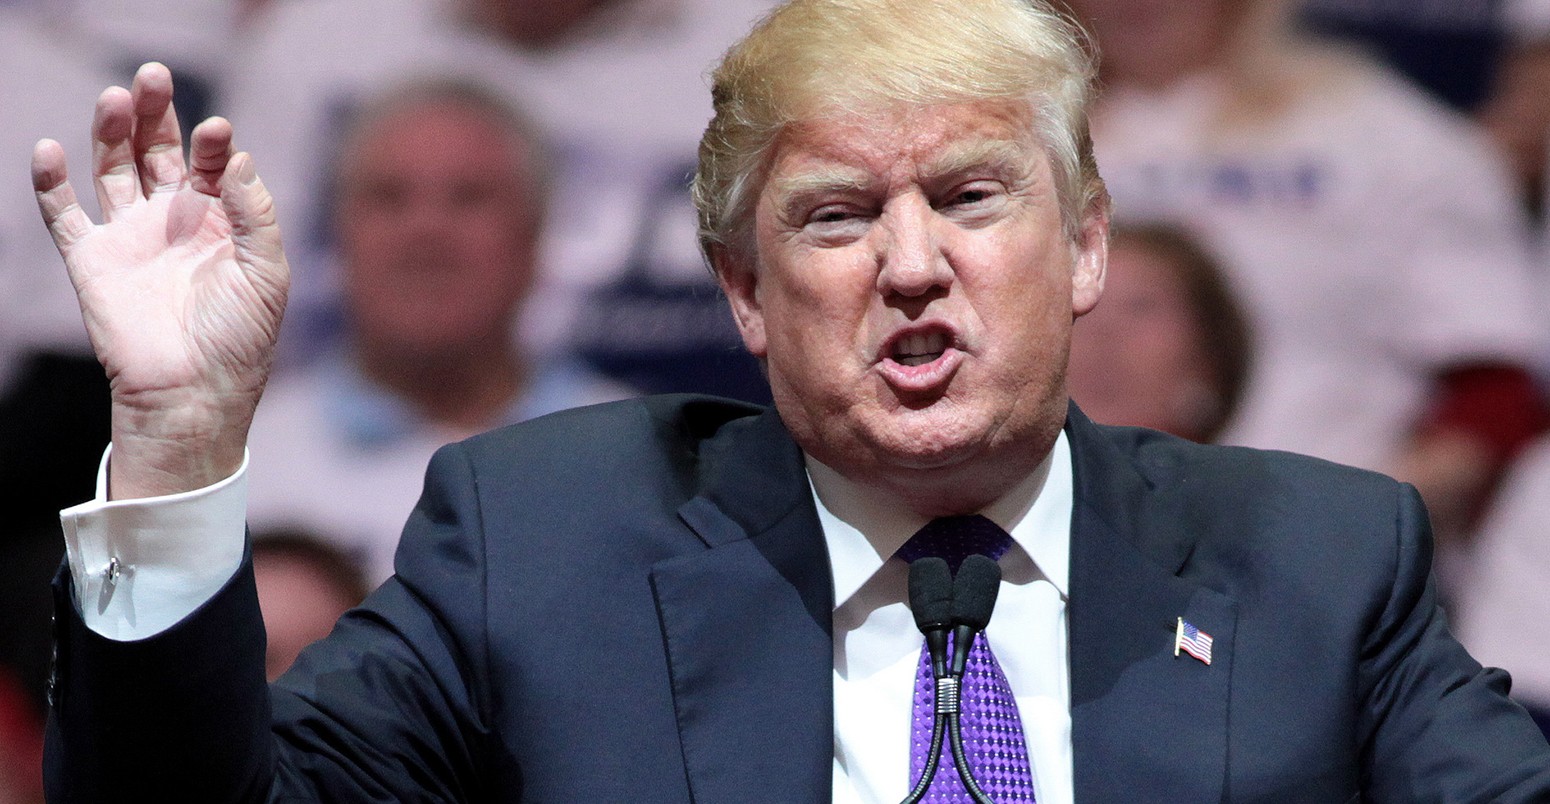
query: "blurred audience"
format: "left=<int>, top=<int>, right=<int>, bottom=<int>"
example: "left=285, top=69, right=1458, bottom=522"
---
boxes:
left=243, top=79, right=634, bottom=584
left=16, top=0, right=270, bottom=141
left=0, top=669, right=42, bottom=804
left=1296, top=0, right=1550, bottom=218
left=1479, top=0, right=1550, bottom=218
left=0, top=9, right=114, bottom=749
left=1067, top=0, right=1548, bottom=544
left=1455, top=433, right=1550, bottom=738
left=221, top=0, right=777, bottom=400
left=1068, top=224, right=1252, bottom=444
left=1298, top=0, right=1505, bottom=112
left=0, top=9, right=114, bottom=391
left=0, top=355, right=108, bottom=723
left=252, top=530, right=369, bottom=682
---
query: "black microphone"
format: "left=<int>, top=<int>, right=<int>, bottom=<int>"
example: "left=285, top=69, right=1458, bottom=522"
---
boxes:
left=945, top=554, right=1002, bottom=804
left=908, top=557, right=953, bottom=678
left=902, top=557, right=954, bottom=804
left=948, top=554, right=1000, bottom=677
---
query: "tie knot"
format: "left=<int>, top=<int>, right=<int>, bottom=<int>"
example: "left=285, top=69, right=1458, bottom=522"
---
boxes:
left=896, top=514, right=1012, bottom=572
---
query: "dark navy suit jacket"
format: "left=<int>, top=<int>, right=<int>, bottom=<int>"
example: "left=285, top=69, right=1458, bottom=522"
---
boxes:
left=46, top=396, right=1550, bottom=802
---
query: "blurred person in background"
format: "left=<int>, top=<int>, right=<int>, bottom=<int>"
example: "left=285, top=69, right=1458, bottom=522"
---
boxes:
left=0, top=9, right=114, bottom=391
left=222, top=0, right=777, bottom=401
left=1479, top=0, right=1550, bottom=221
left=252, top=530, right=369, bottom=682
left=1065, top=0, right=1548, bottom=551
left=1298, top=0, right=1505, bottom=112
left=243, top=79, right=634, bottom=585
left=1454, top=430, right=1550, bottom=740
left=0, top=669, right=41, bottom=804
left=17, top=0, right=278, bottom=133
left=1298, top=0, right=1550, bottom=220
left=0, top=7, right=115, bottom=738
left=1067, top=224, right=1251, bottom=444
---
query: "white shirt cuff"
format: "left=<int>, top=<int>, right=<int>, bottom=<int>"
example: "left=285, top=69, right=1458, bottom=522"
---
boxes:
left=59, top=445, right=249, bottom=641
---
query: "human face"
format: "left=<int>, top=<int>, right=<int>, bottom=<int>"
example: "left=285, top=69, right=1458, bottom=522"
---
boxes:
left=1067, top=240, right=1213, bottom=440
left=337, top=103, right=539, bottom=361
left=720, top=101, right=1107, bottom=510
left=254, top=552, right=358, bottom=682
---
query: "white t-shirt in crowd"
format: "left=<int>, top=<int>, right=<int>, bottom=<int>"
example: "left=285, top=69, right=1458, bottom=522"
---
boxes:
left=1091, top=63, right=1544, bottom=473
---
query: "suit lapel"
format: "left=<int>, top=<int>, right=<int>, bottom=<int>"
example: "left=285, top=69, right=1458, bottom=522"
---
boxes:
left=650, top=408, right=834, bottom=802
left=1066, top=407, right=1237, bottom=801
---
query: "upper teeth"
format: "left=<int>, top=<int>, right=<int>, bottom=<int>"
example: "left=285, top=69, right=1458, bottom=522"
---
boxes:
left=894, top=331, right=948, bottom=365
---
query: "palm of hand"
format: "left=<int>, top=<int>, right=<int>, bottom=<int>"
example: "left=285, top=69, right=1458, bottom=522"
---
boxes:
left=32, top=63, right=289, bottom=495
left=69, top=181, right=283, bottom=406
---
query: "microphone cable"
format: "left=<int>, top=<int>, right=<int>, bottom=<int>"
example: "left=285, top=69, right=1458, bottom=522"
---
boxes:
left=901, top=554, right=1003, bottom=804
left=945, top=554, right=1001, bottom=804
left=902, top=557, right=952, bottom=804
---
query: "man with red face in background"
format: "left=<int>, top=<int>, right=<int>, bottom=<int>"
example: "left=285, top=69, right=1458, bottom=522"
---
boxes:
left=224, top=0, right=778, bottom=400
left=242, top=79, right=631, bottom=585
left=32, top=1, right=1550, bottom=801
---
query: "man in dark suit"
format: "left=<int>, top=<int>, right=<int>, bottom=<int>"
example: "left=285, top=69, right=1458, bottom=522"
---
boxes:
left=31, top=0, right=1550, bottom=801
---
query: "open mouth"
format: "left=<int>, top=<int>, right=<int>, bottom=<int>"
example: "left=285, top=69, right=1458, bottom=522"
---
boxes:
left=877, top=324, right=963, bottom=394
left=890, top=329, right=951, bottom=367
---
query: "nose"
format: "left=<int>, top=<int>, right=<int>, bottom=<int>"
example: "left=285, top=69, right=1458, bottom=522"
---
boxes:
left=403, top=191, right=457, bottom=236
left=876, top=196, right=952, bottom=299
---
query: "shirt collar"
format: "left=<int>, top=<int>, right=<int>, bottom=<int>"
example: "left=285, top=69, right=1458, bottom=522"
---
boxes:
left=809, top=430, right=1074, bottom=611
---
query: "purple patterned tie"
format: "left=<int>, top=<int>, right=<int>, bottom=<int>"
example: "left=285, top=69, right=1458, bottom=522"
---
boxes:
left=898, top=516, right=1037, bottom=803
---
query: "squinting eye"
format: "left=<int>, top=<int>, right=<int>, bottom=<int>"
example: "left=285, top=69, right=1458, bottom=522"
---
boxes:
left=949, top=186, right=996, bottom=206
left=810, top=207, right=854, bottom=224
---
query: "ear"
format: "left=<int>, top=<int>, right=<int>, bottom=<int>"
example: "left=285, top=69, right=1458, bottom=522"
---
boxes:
left=713, top=247, right=768, bottom=358
left=1070, top=204, right=1109, bottom=318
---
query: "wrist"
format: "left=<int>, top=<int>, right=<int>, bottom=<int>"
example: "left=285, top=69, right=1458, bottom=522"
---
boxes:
left=107, top=391, right=255, bottom=499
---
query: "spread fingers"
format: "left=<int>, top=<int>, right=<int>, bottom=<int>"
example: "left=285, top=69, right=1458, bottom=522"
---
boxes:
left=32, top=139, right=94, bottom=254
left=90, top=85, right=138, bottom=220
left=188, top=116, right=235, bottom=197
left=130, top=62, right=187, bottom=195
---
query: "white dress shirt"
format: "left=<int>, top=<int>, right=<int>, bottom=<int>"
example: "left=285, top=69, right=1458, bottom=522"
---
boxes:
left=60, top=431, right=1075, bottom=802
left=815, top=432, right=1074, bottom=804
left=60, top=446, right=248, bottom=640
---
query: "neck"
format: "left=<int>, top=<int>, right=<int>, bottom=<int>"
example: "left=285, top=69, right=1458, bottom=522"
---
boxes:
left=353, top=338, right=526, bottom=437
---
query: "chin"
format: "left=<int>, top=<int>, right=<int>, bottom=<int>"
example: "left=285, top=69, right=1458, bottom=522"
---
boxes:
left=862, top=408, right=1006, bottom=471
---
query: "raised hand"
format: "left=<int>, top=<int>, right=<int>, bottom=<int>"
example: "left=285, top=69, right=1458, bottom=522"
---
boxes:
left=31, top=63, right=289, bottom=499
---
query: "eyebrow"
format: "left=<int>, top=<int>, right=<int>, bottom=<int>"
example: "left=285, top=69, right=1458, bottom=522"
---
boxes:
left=770, top=139, right=1036, bottom=201
left=768, top=166, right=873, bottom=202
left=765, top=136, right=1041, bottom=224
left=920, top=139, right=1034, bottom=182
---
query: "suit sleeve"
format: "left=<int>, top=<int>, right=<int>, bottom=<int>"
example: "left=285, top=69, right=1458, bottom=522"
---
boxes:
left=45, top=442, right=500, bottom=803
left=1357, top=483, right=1550, bottom=801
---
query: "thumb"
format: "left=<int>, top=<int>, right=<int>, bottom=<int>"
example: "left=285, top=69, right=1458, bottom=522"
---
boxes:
left=218, top=151, right=289, bottom=295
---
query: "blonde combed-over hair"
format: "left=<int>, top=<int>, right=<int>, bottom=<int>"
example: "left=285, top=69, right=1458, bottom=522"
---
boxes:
left=692, top=0, right=1106, bottom=270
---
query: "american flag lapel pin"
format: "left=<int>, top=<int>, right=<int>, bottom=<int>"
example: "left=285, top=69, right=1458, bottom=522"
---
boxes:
left=1174, top=617, right=1214, bottom=665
